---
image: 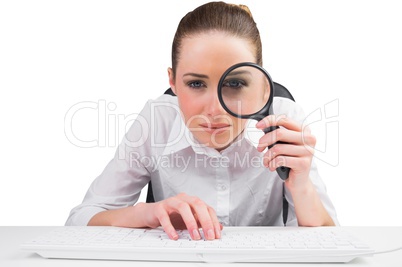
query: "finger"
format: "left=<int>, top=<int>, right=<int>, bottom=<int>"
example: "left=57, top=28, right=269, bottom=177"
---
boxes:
left=181, top=195, right=216, bottom=240
left=262, top=143, right=314, bottom=167
left=257, top=128, right=300, bottom=152
left=155, top=205, right=179, bottom=240
left=267, top=155, right=290, bottom=172
left=256, top=115, right=303, bottom=132
left=175, top=201, right=202, bottom=240
left=267, top=155, right=312, bottom=173
left=207, top=207, right=222, bottom=239
left=165, top=196, right=201, bottom=240
left=193, top=203, right=216, bottom=240
left=258, top=127, right=317, bottom=152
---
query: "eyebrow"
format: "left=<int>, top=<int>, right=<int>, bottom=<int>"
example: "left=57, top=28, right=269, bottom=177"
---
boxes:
left=182, top=70, right=253, bottom=79
left=182, top=73, right=209, bottom=79
left=225, top=70, right=253, bottom=77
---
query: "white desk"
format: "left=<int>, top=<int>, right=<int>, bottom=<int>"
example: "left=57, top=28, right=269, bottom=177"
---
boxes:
left=1, top=226, right=401, bottom=266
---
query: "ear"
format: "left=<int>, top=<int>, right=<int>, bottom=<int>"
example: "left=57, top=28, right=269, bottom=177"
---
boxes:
left=167, top=67, right=177, bottom=95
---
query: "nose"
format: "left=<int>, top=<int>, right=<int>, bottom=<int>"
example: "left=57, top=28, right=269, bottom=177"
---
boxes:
left=204, top=88, right=225, bottom=117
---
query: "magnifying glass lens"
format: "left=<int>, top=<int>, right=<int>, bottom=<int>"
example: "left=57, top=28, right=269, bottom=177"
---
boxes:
left=221, top=65, right=271, bottom=117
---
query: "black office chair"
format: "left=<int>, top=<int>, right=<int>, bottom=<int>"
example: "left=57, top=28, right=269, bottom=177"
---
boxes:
left=146, top=82, right=295, bottom=225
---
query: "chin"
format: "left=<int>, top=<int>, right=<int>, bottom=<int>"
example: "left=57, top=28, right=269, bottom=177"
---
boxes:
left=196, top=134, right=234, bottom=150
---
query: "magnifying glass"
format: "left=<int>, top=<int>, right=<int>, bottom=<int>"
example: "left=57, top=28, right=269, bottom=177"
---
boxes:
left=217, top=62, right=290, bottom=180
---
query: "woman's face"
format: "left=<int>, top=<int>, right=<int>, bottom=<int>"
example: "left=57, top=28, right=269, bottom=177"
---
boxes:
left=169, top=31, right=256, bottom=151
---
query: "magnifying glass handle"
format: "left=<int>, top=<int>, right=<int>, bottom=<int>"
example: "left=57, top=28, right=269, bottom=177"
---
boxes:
left=276, top=164, right=290, bottom=180
left=263, top=126, right=290, bottom=180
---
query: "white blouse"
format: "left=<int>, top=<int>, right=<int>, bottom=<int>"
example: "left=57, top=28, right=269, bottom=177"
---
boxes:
left=65, top=94, right=339, bottom=227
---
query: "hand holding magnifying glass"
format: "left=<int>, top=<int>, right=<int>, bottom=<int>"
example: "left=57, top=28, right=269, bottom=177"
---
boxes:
left=217, top=62, right=290, bottom=180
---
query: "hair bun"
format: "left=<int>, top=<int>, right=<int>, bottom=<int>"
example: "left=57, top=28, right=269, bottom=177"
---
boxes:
left=238, top=4, right=253, bottom=18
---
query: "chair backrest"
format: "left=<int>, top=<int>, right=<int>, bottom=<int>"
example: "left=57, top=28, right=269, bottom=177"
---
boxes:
left=146, top=83, right=295, bottom=225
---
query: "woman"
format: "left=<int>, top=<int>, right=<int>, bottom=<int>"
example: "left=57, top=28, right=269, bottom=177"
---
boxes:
left=66, top=2, right=338, bottom=241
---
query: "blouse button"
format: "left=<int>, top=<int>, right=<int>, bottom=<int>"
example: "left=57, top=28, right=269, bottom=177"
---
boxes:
left=216, top=184, right=227, bottom=191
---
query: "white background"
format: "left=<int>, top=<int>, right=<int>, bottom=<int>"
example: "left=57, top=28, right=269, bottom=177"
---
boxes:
left=1, top=0, right=401, bottom=226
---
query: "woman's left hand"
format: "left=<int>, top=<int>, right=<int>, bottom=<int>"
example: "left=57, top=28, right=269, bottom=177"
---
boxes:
left=255, top=115, right=316, bottom=190
left=256, top=115, right=335, bottom=226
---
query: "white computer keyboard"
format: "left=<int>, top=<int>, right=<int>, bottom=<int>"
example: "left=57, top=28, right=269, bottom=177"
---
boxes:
left=21, top=226, right=374, bottom=263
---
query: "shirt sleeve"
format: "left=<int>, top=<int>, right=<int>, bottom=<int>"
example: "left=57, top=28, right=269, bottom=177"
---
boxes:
left=65, top=100, right=155, bottom=226
left=273, top=97, right=340, bottom=226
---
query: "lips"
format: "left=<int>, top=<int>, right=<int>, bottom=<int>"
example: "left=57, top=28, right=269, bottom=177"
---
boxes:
left=199, top=123, right=231, bottom=134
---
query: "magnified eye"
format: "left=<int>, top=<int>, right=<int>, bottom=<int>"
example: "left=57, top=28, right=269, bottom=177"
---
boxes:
left=219, top=64, right=271, bottom=118
left=223, top=79, right=246, bottom=89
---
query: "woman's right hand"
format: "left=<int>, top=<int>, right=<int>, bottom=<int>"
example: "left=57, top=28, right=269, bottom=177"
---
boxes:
left=89, top=192, right=222, bottom=240
left=142, top=193, right=222, bottom=240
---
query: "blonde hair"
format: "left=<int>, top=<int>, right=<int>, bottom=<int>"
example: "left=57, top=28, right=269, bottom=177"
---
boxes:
left=171, top=2, right=262, bottom=77
left=236, top=4, right=253, bottom=18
